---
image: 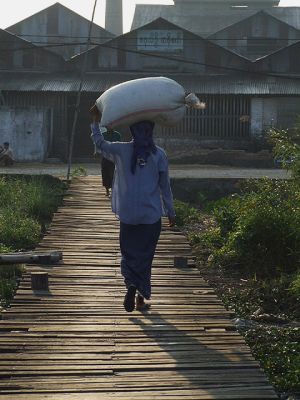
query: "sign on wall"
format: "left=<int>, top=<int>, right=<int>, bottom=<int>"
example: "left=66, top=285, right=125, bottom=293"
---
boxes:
left=137, top=30, right=183, bottom=52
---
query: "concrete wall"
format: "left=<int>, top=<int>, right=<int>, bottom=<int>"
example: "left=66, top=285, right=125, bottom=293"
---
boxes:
left=4, top=92, right=68, bottom=161
left=0, top=107, right=51, bottom=161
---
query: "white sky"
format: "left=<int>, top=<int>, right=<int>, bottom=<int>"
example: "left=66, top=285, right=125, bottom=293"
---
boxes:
left=0, top=0, right=299, bottom=32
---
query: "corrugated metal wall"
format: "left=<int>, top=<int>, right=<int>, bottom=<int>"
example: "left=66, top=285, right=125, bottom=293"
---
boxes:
left=161, top=95, right=250, bottom=140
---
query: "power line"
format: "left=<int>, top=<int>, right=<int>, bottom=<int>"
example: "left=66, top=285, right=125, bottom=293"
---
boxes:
left=3, top=33, right=300, bottom=41
left=84, top=40, right=300, bottom=81
left=1, top=35, right=299, bottom=53
left=0, top=36, right=300, bottom=46
left=1, top=43, right=299, bottom=55
left=1, top=39, right=299, bottom=54
left=0, top=33, right=300, bottom=44
left=0, top=39, right=299, bottom=80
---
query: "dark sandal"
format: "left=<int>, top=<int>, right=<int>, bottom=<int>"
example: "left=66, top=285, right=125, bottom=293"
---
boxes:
left=136, top=294, right=151, bottom=312
left=124, top=285, right=136, bottom=312
left=136, top=303, right=151, bottom=312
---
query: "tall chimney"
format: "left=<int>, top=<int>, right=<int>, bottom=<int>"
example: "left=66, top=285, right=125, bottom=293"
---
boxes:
left=105, top=0, right=123, bottom=36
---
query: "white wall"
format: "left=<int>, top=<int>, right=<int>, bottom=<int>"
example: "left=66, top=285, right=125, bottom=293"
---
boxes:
left=251, top=97, right=300, bottom=137
left=251, top=97, right=278, bottom=137
left=0, top=107, right=51, bottom=161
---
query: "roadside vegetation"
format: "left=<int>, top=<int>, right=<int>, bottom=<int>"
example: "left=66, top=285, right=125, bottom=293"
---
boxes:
left=0, top=175, right=66, bottom=306
left=174, top=126, right=300, bottom=399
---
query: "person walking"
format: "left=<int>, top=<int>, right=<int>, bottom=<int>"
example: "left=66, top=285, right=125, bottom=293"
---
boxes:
left=98, top=129, right=121, bottom=197
left=90, top=106, right=175, bottom=312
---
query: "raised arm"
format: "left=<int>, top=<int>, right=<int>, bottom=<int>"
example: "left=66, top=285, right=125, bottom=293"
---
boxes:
left=90, top=123, right=122, bottom=162
left=89, top=104, right=122, bottom=161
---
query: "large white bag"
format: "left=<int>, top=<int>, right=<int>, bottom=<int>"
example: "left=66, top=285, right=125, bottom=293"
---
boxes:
left=95, top=77, right=203, bottom=129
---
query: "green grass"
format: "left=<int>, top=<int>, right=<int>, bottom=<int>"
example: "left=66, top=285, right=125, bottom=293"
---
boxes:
left=0, top=265, right=23, bottom=307
left=0, top=209, right=41, bottom=250
left=0, top=175, right=67, bottom=305
left=0, top=175, right=66, bottom=223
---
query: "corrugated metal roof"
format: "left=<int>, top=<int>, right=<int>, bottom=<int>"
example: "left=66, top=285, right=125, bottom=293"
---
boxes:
left=5, top=3, right=115, bottom=61
left=131, top=5, right=258, bottom=37
left=131, top=4, right=300, bottom=36
left=1, top=72, right=300, bottom=95
left=268, top=7, right=300, bottom=30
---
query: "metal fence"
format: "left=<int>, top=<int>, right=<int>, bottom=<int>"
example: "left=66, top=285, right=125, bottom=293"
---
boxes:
left=161, top=95, right=250, bottom=140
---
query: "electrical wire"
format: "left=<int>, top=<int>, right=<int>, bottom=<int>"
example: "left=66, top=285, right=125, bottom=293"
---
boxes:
left=0, top=38, right=299, bottom=80
left=81, top=40, right=300, bottom=81
left=5, top=33, right=300, bottom=41
left=0, top=39, right=299, bottom=81
left=2, top=40, right=300, bottom=49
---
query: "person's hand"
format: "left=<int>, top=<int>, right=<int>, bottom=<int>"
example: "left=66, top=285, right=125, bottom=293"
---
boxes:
left=168, top=216, right=176, bottom=227
left=90, top=104, right=101, bottom=123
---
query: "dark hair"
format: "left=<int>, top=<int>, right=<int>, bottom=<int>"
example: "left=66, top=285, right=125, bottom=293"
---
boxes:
left=3, top=142, right=9, bottom=146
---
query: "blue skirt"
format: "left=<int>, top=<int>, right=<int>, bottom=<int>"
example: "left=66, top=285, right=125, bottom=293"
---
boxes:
left=120, top=219, right=161, bottom=300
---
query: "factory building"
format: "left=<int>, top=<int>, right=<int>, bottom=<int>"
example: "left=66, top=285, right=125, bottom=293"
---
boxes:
left=0, top=0, right=299, bottom=161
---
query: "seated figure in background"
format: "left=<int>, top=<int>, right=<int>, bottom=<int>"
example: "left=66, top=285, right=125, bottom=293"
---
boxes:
left=0, top=142, right=14, bottom=166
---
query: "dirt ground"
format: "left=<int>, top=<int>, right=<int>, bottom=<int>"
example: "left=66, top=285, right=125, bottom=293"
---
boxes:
left=0, top=162, right=290, bottom=180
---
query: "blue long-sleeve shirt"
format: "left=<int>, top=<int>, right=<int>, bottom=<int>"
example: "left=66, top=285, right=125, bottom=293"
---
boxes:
left=91, top=122, right=175, bottom=225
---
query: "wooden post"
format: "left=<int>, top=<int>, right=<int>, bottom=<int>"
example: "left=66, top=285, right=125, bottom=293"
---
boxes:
left=31, top=272, right=49, bottom=291
left=174, top=257, right=188, bottom=268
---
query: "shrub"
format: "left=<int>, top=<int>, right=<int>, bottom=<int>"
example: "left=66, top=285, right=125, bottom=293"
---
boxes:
left=71, top=166, right=87, bottom=177
left=269, top=127, right=300, bottom=180
left=207, top=195, right=242, bottom=237
left=174, top=200, right=202, bottom=227
left=210, top=179, right=300, bottom=276
left=290, top=273, right=300, bottom=297
left=188, top=229, right=222, bottom=251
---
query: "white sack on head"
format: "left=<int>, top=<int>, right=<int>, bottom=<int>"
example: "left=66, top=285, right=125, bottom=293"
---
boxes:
left=95, top=77, right=202, bottom=129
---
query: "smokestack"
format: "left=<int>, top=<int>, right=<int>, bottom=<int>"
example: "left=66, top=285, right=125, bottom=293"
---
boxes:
left=105, top=0, right=123, bottom=36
